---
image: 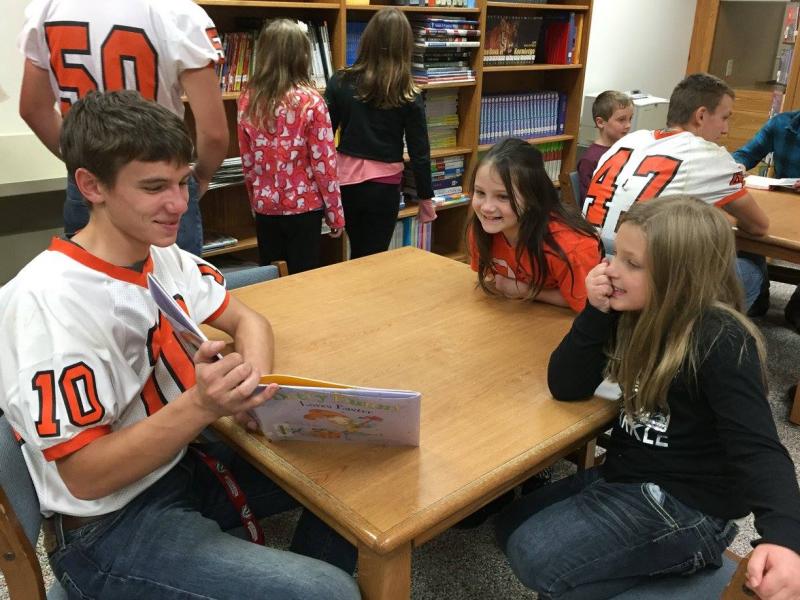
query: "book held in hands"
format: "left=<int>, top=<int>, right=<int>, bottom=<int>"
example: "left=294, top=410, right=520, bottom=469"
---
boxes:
left=146, top=274, right=421, bottom=446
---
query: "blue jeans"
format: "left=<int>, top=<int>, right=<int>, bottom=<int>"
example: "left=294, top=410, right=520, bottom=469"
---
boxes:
left=48, top=442, right=360, bottom=600
left=495, top=468, right=737, bottom=600
left=736, top=253, right=767, bottom=310
left=65, top=175, right=204, bottom=256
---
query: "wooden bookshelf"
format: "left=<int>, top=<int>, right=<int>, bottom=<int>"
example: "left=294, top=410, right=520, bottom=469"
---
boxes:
left=193, top=0, right=594, bottom=262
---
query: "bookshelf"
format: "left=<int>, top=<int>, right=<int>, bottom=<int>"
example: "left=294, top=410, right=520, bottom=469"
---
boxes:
left=191, top=0, right=593, bottom=265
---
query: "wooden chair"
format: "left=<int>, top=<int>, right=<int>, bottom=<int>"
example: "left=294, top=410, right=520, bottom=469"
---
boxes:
left=0, top=415, right=67, bottom=600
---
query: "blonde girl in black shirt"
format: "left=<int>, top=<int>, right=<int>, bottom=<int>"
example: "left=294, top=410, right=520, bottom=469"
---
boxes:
left=496, top=196, right=800, bottom=600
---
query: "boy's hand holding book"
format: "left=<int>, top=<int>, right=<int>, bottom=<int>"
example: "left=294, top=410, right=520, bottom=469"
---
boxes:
left=192, top=340, right=278, bottom=426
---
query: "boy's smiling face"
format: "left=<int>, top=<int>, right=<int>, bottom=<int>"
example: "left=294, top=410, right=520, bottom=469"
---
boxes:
left=74, top=159, right=191, bottom=265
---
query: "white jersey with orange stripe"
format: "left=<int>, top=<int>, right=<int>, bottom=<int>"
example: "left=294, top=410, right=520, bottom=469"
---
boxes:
left=18, top=0, right=224, bottom=117
left=582, top=129, right=746, bottom=252
left=0, top=239, right=228, bottom=517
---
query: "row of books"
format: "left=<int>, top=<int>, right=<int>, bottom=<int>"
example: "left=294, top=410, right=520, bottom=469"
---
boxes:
left=345, top=20, right=367, bottom=66
left=388, top=217, right=433, bottom=252
left=425, top=89, right=460, bottom=149
left=215, top=20, right=334, bottom=92
left=392, top=0, right=476, bottom=7
left=536, top=141, right=565, bottom=183
left=479, top=92, right=567, bottom=145
left=540, top=12, right=578, bottom=65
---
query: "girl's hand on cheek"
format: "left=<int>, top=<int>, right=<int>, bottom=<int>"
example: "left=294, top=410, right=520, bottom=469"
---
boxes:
left=586, top=260, right=613, bottom=313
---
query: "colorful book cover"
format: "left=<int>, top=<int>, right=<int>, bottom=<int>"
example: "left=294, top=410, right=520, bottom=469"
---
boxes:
left=146, top=274, right=421, bottom=446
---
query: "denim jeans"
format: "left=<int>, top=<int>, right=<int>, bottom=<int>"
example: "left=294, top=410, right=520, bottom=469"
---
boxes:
left=48, top=442, right=360, bottom=600
left=65, top=175, right=204, bottom=256
left=496, top=468, right=737, bottom=600
left=736, top=252, right=767, bottom=310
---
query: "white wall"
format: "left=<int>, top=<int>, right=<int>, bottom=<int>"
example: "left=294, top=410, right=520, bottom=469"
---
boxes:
left=0, top=0, right=66, bottom=193
left=583, top=0, right=697, bottom=101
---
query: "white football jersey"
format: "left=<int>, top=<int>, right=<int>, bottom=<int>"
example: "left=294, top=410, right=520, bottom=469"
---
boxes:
left=18, top=0, right=223, bottom=117
left=582, top=129, right=747, bottom=251
left=0, top=239, right=228, bottom=516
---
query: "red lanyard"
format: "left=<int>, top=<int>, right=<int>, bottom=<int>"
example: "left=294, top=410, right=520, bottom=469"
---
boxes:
left=190, top=447, right=265, bottom=546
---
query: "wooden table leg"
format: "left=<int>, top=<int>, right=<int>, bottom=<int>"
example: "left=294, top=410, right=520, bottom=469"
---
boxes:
left=790, top=382, right=800, bottom=426
left=574, top=439, right=597, bottom=471
left=357, top=541, right=412, bottom=600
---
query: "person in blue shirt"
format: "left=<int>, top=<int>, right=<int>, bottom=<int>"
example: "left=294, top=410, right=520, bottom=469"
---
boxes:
left=733, top=111, right=800, bottom=332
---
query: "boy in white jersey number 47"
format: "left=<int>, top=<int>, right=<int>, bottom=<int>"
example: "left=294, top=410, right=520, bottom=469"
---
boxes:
left=582, top=73, right=769, bottom=312
left=0, top=91, right=360, bottom=600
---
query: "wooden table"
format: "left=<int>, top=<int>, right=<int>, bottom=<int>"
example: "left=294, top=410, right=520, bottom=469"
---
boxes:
left=736, top=188, right=800, bottom=425
left=209, top=247, right=618, bottom=599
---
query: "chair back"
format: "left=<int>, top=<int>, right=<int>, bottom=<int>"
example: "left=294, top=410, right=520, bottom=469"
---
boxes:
left=569, top=171, right=582, bottom=209
left=0, top=415, right=47, bottom=600
left=222, top=260, right=288, bottom=290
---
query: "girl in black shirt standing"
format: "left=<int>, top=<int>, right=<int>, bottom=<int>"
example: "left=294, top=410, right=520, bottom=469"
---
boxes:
left=325, top=8, right=435, bottom=259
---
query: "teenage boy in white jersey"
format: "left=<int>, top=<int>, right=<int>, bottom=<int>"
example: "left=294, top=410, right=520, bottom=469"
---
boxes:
left=0, top=91, right=360, bottom=600
left=18, top=0, right=229, bottom=256
left=582, top=73, right=769, bottom=311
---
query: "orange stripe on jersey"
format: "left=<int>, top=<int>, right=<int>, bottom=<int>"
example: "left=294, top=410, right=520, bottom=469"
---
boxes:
left=715, top=187, right=748, bottom=208
left=12, top=428, right=22, bottom=443
left=198, top=264, right=225, bottom=286
left=205, top=292, right=231, bottom=324
left=43, top=425, right=112, bottom=461
left=653, top=129, right=682, bottom=140
left=49, top=238, right=154, bottom=286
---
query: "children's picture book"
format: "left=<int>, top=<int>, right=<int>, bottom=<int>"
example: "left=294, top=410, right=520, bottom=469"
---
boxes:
left=744, top=175, right=800, bottom=190
left=146, top=274, right=421, bottom=446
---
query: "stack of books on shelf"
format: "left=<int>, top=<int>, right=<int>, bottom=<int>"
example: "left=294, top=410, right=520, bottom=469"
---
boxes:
left=216, top=20, right=334, bottom=92
left=388, top=217, right=433, bottom=252
left=424, top=89, right=460, bottom=149
left=411, top=16, right=480, bottom=85
left=208, top=157, right=244, bottom=191
left=484, top=15, right=542, bottom=66
left=202, top=230, right=239, bottom=254
left=479, top=91, right=567, bottom=145
left=346, top=21, right=368, bottom=66
left=402, top=155, right=469, bottom=206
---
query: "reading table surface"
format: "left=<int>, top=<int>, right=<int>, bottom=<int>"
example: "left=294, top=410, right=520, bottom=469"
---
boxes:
left=210, top=247, right=618, bottom=599
left=735, top=188, right=800, bottom=425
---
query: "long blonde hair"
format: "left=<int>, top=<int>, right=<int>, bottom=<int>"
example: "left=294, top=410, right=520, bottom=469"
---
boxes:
left=346, top=8, right=419, bottom=109
left=244, top=19, right=313, bottom=128
left=607, top=196, right=766, bottom=416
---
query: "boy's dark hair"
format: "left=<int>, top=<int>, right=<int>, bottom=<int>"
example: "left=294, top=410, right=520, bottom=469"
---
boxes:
left=592, top=90, right=632, bottom=122
left=666, top=73, right=735, bottom=127
left=60, top=90, right=194, bottom=186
